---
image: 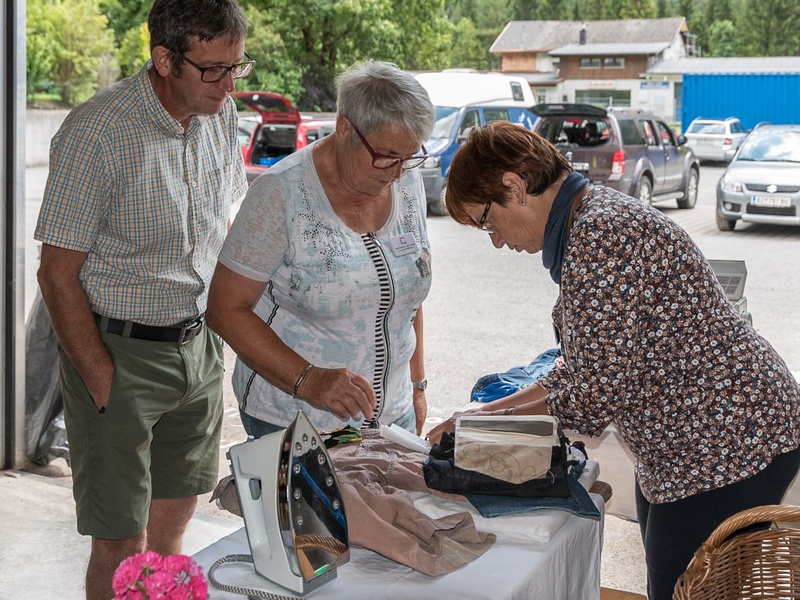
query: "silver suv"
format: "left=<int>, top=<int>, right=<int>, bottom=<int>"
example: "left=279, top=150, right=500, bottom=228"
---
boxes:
left=684, top=117, right=747, bottom=163
left=532, top=104, right=700, bottom=209
left=715, top=124, right=800, bottom=231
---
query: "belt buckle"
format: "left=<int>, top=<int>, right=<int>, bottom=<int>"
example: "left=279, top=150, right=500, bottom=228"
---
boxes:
left=177, top=315, right=204, bottom=345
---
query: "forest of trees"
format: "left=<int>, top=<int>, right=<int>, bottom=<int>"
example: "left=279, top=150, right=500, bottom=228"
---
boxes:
left=27, top=0, right=800, bottom=110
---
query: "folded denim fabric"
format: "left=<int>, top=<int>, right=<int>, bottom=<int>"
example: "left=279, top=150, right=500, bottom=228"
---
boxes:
left=465, top=467, right=601, bottom=520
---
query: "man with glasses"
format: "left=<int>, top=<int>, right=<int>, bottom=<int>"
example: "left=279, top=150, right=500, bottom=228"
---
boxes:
left=34, top=1, right=249, bottom=598
left=207, top=60, right=435, bottom=441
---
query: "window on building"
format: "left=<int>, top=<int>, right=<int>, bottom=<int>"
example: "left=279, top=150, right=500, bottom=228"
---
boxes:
left=575, top=89, right=631, bottom=108
left=603, top=57, right=625, bottom=68
left=579, top=57, right=601, bottom=68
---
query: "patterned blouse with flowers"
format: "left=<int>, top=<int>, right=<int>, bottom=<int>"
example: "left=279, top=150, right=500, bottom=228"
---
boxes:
left=537, top=186, right=800, bottom=504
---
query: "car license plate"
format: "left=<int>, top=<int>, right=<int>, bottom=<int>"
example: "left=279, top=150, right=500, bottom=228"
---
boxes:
left=572, top=162, right=590, bottom=171
left=750, top=195, right=791, bottom=207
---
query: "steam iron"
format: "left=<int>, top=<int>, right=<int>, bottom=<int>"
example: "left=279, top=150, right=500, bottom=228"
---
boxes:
left=224, top=410, right=349, bottom=595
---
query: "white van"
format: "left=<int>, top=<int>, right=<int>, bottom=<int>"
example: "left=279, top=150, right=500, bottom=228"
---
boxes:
left=415, top=70, right=537, bottom=215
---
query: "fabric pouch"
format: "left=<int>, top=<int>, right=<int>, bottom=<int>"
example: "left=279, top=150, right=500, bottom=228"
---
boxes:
left=454, top=415, right=560, bottom=484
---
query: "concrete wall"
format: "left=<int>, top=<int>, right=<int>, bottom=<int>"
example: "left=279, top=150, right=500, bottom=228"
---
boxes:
left=26, top=109, right=70, bottom=167
left=24, top=108, right=334, bottom=167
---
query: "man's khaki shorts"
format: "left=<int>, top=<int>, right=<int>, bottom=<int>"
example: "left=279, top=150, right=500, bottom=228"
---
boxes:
left=59, top=325, right=224, bottom=539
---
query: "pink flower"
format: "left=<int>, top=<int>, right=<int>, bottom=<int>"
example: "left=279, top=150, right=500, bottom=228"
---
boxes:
left=112, top=561, right=144, bottom=594
left=142, top=571, right=176, bottom=598
left=136, top=551, right=165, bottom=573
left=112, top=552, right=207, bottom=600
left=168, top=588, right=190, bottom=600
left=188, top=575, right=208, bottom=600
left=162, top=554, right=190, bottom=577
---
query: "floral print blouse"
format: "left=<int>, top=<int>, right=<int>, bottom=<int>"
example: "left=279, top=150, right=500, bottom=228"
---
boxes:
left=538, top=186, right=799, bottom=504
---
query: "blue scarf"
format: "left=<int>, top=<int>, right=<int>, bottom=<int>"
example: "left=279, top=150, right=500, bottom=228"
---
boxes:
left=541, top=172, right=589, bottom=285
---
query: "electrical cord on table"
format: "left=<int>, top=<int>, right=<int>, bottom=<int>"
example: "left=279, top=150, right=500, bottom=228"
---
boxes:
left=207, top=535, right=348, bottom=600
left=207, top=554, right=299, bottom=600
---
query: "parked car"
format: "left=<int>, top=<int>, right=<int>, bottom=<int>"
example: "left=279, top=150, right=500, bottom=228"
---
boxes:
left=531, top=104, right=700, bottom=209
left=415, top=71, right=538, bottom=216
left=237, top=116, right=259, bottom=166
left=235, top=92, right=336, bottom=183
left=683, top=116, right=748, bottom=163
left=296, top=116, right=336, bottom=150
left=715, top=124, right=800, bottom=231
left=233, top=92, right=305, bottom=183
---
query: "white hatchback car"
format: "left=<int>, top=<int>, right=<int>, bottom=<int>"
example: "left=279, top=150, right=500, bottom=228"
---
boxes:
left=684, top=117, right=748, bottom=163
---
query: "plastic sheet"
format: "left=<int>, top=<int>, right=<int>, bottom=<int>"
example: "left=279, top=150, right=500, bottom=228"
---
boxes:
left=24, top=289, right=69, bottom=465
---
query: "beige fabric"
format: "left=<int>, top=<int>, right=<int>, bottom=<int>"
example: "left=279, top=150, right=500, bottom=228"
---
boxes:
left=210, top=474, right=240, bottom=517
left=329, top=432, right=495, bottom=576
left=454, top=415, right=559, bottom=484
left=210, top=432, right=495, bottom=576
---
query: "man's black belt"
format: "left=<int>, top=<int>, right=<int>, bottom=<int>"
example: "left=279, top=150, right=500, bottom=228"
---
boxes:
left=93, top=312, right=205, bottom=345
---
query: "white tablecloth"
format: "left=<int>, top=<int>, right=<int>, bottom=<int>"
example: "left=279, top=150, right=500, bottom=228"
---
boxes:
left=194, top=462, right=604, bottom=600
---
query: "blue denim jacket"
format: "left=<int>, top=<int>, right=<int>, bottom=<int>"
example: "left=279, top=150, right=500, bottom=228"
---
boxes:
left=471, top=347, right=562, bottom=403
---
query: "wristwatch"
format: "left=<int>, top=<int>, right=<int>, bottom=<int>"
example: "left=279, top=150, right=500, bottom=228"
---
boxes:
left=412, top=379, right=428, bottom=391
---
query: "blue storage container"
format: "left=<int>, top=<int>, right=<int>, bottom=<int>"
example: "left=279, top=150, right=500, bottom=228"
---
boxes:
left=258, top=155, right=289, bottom=166
left=682, top=73, right=800, bottom=130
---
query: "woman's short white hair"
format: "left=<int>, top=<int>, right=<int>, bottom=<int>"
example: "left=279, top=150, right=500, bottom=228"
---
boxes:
left=335, top=59, right=435, bottom=145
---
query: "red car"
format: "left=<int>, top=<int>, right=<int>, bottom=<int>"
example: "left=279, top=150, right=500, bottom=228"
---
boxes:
left=234, top=92, right=336, bottom=183
left=237, top=116, right=258, bottom=167
left=297, top=116, right=337, bottom=150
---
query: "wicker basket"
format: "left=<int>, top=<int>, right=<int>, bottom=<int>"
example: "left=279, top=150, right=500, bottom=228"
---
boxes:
left=673, top=504, right=800, bottom=599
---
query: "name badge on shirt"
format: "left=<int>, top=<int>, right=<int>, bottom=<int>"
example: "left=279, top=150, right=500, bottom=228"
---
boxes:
left=388, top=234, right=419, bottom=257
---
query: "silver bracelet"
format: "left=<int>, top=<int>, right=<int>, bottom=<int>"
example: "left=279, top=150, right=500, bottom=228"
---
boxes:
left=292, top=363, right=314, bottom=398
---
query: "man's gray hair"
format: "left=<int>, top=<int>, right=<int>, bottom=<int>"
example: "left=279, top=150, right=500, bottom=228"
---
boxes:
left=148, top=0, right=247, bottom=58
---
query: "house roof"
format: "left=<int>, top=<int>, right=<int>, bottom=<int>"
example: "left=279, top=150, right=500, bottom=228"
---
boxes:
left=551, top=42, right=672, bottom=56
left=490, top=18, right=686, bottom=53
left=648, top=56, right=800, bottom=75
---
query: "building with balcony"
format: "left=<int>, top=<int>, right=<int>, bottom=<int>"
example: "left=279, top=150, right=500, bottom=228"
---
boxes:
left=490, top=18, right=692, bottom=122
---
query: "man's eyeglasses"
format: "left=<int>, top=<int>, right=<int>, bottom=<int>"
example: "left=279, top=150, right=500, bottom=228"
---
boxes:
left=174, top=50, right=256, bottom=83
left=349, top=120, right=428, bottom=170
left=477, top=199, right=493, bottom=232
